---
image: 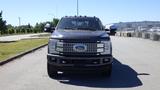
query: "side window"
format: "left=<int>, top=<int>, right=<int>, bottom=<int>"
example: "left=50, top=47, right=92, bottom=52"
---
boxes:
left=98, top=20, right=103, bottom=30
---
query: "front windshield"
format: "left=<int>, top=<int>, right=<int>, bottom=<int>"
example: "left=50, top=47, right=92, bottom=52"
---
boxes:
left=56, top=17, right=103, bottom=30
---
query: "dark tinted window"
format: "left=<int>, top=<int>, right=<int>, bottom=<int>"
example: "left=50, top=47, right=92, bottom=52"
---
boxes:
left=56, top=17, right=103, bottom=30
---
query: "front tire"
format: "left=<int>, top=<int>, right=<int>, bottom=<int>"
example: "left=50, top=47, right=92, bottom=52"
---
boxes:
left=47, top=63, right=58, bottom=78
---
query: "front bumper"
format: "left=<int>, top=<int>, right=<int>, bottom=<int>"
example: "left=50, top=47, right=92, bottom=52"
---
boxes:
left=47, top=54, right=113, bottom=72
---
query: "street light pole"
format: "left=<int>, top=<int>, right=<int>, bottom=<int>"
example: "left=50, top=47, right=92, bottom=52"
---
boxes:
left=77, top=0, right=79, bottom=16
left=18, top=17, right=21, bottom=26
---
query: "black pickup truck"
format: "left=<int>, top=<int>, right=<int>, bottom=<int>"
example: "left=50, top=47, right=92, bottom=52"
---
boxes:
left=44, top=16, right=113, bottom=77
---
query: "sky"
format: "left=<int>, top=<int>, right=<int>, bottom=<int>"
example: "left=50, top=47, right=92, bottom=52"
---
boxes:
left=1, top=0, right=160, bottom=26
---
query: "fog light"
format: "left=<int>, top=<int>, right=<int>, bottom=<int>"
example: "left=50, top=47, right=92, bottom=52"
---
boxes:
left=93, top=61, right=98, bottom=64
left=62, top=60, right=66, bottom=64
left=51, top=57, right=55, bottom=61
left=103, top=59, right=110, bottom=63
left=50, top=57, right=57, bottom=63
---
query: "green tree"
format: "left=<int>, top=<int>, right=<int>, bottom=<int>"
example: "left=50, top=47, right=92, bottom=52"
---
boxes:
left=0, top=11, right=7, bottom=35
left=52, top=18, right=59, bottom=27
left=33, top=23, right=40, bottom=33
left=7, top=24, right=15, bottom=34
left=27, top=23, right=33, bottom=33
left=33, top=22, right=47, bottom=33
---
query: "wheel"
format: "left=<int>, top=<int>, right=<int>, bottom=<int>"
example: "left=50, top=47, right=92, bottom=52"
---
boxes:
left=101, top=64, right=112, bottom=77
left=47, top=63, right=58, bottom=78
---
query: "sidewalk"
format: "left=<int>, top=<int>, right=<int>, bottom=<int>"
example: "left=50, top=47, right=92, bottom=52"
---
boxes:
left=0, top=33, right=50, bottom=42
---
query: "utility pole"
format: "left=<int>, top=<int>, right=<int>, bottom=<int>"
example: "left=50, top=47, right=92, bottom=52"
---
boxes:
left=77, top=0, right=79, bottom=16
left=18, top=17, right=21, bottom=26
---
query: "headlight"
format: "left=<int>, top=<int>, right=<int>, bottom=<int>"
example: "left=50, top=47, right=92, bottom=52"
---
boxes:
left=97, top=48, right=104, bottom=52
left=48, top=39, right=58, bottom=54
left=56, top=42, right=63, bottom=52
left=97, top=41, right=111, bottom=54
left=97, top=43, right=104, bottom=48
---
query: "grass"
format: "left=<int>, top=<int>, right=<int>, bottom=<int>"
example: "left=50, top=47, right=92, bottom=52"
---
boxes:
left=0, top=38, right=48, bottom=61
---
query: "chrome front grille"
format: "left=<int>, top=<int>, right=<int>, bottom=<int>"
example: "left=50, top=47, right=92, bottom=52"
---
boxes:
left=62, top=43, right=97, bottom=53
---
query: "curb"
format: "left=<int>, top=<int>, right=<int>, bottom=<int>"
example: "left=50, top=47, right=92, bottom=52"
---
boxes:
left=0, top=41, right=17, bottom=43
left=0, top=44, right=48, bottom=66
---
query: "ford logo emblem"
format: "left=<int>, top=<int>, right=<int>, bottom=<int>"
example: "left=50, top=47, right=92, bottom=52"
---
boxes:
left=73, top=44, right=87, bottom=52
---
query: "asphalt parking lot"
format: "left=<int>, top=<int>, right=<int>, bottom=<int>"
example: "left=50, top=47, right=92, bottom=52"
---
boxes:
left=0, top=36, right=160, bottom=90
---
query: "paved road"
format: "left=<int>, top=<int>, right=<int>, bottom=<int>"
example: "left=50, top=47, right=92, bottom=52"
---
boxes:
left=0, top=36, right=160, bottom=90
left=0, top=33, right=49, bottom=41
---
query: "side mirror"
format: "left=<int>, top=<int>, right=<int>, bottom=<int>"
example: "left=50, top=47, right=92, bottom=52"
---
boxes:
left=109, top=25, right=117, bottom=35
left=105, top=28, right=111, bottom=35
left=110, top=29, right=117, bottom=35
left=44, top=23, right=55, bottom=33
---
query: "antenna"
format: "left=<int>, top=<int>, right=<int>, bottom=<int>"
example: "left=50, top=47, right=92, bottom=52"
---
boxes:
left=77, top=0, right=79, bottom=16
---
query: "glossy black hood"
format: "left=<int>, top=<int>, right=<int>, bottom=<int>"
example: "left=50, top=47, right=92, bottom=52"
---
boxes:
left=50, top=29, right=110, bottom=40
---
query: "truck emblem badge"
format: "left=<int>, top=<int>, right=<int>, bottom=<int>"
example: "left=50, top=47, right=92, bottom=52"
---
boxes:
left=73, top=44, right=87, bottom=52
